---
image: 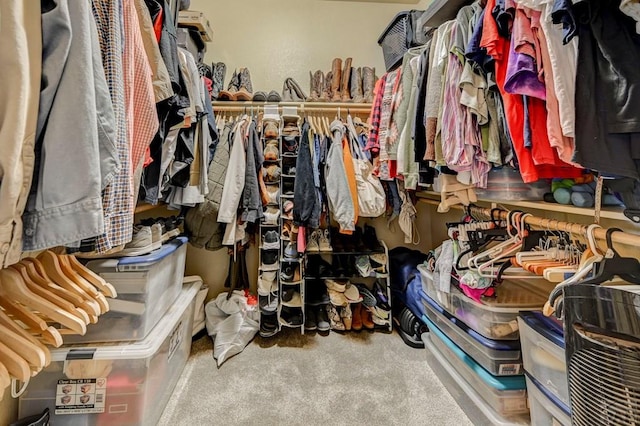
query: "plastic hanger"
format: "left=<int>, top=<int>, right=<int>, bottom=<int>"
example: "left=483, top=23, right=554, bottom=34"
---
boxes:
left=579, top=228, right=640, bottom=285
left=0, top=268, right=87, bottom=335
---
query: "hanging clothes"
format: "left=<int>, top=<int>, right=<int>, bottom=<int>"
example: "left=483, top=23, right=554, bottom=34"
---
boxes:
left=293, top=121, right=320, bottom=229
left=326, top=120, right=356, bottom=234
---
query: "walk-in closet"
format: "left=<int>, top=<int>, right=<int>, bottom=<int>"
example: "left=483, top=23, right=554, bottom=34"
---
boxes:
left=2, top=0, right=640, bottom=425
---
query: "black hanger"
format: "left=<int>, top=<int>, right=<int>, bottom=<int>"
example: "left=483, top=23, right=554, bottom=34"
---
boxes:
left=579, top=228, right=640, bottom=285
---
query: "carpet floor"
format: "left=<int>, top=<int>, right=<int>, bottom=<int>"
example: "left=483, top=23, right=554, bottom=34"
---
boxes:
left=158, top=329, right=473, bottom=426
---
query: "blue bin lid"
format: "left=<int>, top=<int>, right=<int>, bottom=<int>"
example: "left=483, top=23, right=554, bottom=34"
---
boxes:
left=116, top=236, right=187, bottom=270
left=525, top=372, right=571, bottom=416
left=420, top=289, right=521, bottom=351
left=519, top=311, right=565, bottom=349
left=424, top=315, right=526, bottom=391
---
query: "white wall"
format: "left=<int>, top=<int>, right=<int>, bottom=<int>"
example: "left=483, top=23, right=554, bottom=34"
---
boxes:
left=189, top=0, right=431, bottom=93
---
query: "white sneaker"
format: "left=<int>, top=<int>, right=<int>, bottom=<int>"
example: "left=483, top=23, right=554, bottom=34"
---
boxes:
left=150, top=223, right=162, bottom=251
left=119, top=226, right=154, bottom=257
left=319, top=229, right=332, bottom=252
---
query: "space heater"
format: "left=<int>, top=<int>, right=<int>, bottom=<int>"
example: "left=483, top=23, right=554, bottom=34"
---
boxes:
left=563, top=284, right=640, bottom=425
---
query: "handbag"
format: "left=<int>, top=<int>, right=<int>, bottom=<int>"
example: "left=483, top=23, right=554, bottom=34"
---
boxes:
left=347, top=116, right=386, bottom=217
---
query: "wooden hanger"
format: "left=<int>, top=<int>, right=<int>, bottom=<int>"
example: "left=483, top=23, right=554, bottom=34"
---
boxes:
left=10, top=262, right=90, bottom=325
left=0, top=268, right=87, bottom=335
left=0, top=340, right=31, bottom=382
left=65, top=255, right=117, bottom=298
left=0, top=362, right=10, bottom=400
left=0, top=322, right=46, bottom=373
left=56, top=255, right=109, bottom=314
left=0, top=309, right=53, bottom=364
left=32, top=254, right=102, bottom=319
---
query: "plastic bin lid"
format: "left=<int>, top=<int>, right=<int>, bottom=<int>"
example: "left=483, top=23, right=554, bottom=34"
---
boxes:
left=519, top=311, right=565, bottom=349
left=420, top=290, right=521, bottom=351
left=116, top=236, right=188, bottom=270
left=424, top=315, right=526, bottom=391
left=525, top=372, right=571, bottom=416
left=50, top=280, right=199, bottom=362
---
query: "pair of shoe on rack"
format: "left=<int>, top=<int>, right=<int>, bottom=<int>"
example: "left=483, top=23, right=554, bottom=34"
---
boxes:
left=325, top=279, right=362, bottom=306
left=218, top=67, right=253, bottom=101
left=308, top=59, right=376, bottom=103
left=282, top=78, right=307, bottom=102
left=304, top=305, right=330, bottom=332
left=331, top=224, right=381, bottom=252
left=326, top=303, right=374, bottom=332
left=306, top=229, right=332, bottom=252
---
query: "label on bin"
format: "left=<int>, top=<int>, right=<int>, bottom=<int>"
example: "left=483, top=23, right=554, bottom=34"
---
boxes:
left=168, top=319, right=185, bottom=361
left=498, top=363, right=522, bottom=375
left=55, top=378, right=107, bottom=415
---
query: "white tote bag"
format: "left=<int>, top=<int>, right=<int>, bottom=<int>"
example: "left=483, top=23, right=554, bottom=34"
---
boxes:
left=347, top=116, right=386, bottom=217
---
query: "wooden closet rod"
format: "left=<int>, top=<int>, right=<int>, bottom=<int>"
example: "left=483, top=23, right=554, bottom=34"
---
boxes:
left=419, top=198, right=640, bottom=247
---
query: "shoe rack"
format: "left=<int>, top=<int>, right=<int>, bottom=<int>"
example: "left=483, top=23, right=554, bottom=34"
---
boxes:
left=279, top=109, right=305, bottom=333
left=258, top=107, right=282, bottom=338
left=304, top=226, right=393, bottom=333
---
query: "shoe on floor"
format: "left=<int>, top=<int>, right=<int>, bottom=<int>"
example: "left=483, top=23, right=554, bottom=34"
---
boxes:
left=326, top=304, right=345, bottom=331
left=362, top=307, right=375, bottom=330
left=305, top=307, right=318, bottom=331
left=315, top=305, right=331, bottom=331
left=260, top=312, right=279, bottom=338
left=352, top=303, right=363, bottom=331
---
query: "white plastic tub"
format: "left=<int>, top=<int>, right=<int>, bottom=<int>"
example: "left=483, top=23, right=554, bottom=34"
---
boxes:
left=418, top=264, right=452, bottom=311
left=19, top=281, right=199, bottom=426
left=518, top=311, right=569, bottom=407
left=526, top=374, right=571, bottom=426
left=67, top=237, right=188, bottom=343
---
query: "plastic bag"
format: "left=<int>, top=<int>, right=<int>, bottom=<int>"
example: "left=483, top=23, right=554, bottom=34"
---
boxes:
left=205, top=290, right=259, bottom=367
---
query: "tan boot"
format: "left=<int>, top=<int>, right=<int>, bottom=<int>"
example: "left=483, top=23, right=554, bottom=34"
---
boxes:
left=308, top=71, right=319, bottom=101
left=330, top=58, right=342, bottom=102
left=315, top=71, right=326, bottom=102
left=323, top=71, right=332, bottom=101
left=340, top=58, right=352, bottom=102
left=362, top=66, right=375, bottom=103
left=350, top=67, right=364, bottom=103
left=352, top=303, right=363, bottom=331
left=362, top=307, right=375, bottom=330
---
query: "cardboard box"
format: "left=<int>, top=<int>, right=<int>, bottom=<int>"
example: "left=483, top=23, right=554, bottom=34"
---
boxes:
left=178, top=10, right=213, bottom=42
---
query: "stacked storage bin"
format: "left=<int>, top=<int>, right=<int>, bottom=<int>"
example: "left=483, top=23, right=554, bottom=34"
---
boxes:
left=18, top=237, right=197, bottom=425
left=418, top=265, right=551, bottom=424
left=518, top=311, right=571, bottom=426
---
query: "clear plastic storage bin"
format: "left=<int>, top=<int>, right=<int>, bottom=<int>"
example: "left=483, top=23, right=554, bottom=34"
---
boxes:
left=66, top=237, right=188, bottom=344
left=474, top=167, right=550, bottom=201
left=449, top=279, right=552, bottom=340
left=19, top=281, right=199, bottom=426
left=424, top=316, right=529, bottom=416
left=526, top=374, right=571, bottom=426
left=418, top=264, right=452, bottom=311
left=518, top=311, right=569, bottom=407
left=422, top=291, right=523, bottom=376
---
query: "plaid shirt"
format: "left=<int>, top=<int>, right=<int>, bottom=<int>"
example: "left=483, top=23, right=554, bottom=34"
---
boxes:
left=365, top=75, right=387, bottom=153
left=92, top=0, right=134, bottom=251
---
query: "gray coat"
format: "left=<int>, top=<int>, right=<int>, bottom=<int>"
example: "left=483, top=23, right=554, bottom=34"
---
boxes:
left=185, top=124, right=231, bottom=251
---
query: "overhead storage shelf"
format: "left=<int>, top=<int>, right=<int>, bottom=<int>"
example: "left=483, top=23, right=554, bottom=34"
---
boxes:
left=421, top=0, right=474, bottom=28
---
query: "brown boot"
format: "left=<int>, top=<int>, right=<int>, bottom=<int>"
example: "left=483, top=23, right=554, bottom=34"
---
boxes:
left=362, top=66, right=375, bottom=103
left=315, top=71, right=326, bottom=102
left=350, top=67, right=364, bottom=103
left=340, top=58, right=352, bottom=102
left=323, top=71, right=332, bottom=101
left=330, top=58, right=342, bottom=102
left=362, top=307, right=375, bottom=330
left=352, top=303, right=363, bottom=331
left=308, top=71, right=319, bottom=101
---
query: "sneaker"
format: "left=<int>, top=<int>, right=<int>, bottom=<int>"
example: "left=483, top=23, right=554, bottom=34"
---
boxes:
left=263, top=207, right=280, bottom=225
left=267, top=90, right=282, bottom=102
left=262, top=230, right=280, bottom=250
left=306, top=230, right=320, bottom=253
left=119, top=226, right=154, bottom=256
left=259, top=312, right=279, bottom=338
left=325, top=279, right=346, bottom=292
left=315, top=305, right=331, bottom=331
left=259, top=293, right=278, bottom=313
left=284, top=242, right=298, bottom=259
left=162, top=216, right=182, bottom=242
left=355, top=255, right=372, bottom=277
left=150, top=223, right=162, bottom=251
left=305, top=307, right=318, bottom=331
left=261, top=250, right=279, bottom=271
left=281, top=264, right=301, bottom=283
left=326, top=305, right=345, bottom=331
left=356, top=284, right=377, bottom=308
left=318, top=229, right=332, bottom=252
left=340, top=304, right=352, bottom=330
left=370, top=253, right=387, bottom=273
left=280, top=306, right=303, bottom=326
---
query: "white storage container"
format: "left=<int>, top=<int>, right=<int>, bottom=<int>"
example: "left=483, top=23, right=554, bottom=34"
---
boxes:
left=518, top=311, right=569, bottom=408
left=422, top=291, right=523, bottom=376
left=422, top=333, right=530, bottom=426
left=418, top=264, right=452, bottom=311
left=19, top=281, right=199, bottom=426
left=66, top=237, right=188, bottom=344
left=526, top=374, right=571, bottom=426
left=424, top=316, right=529, bottom=416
